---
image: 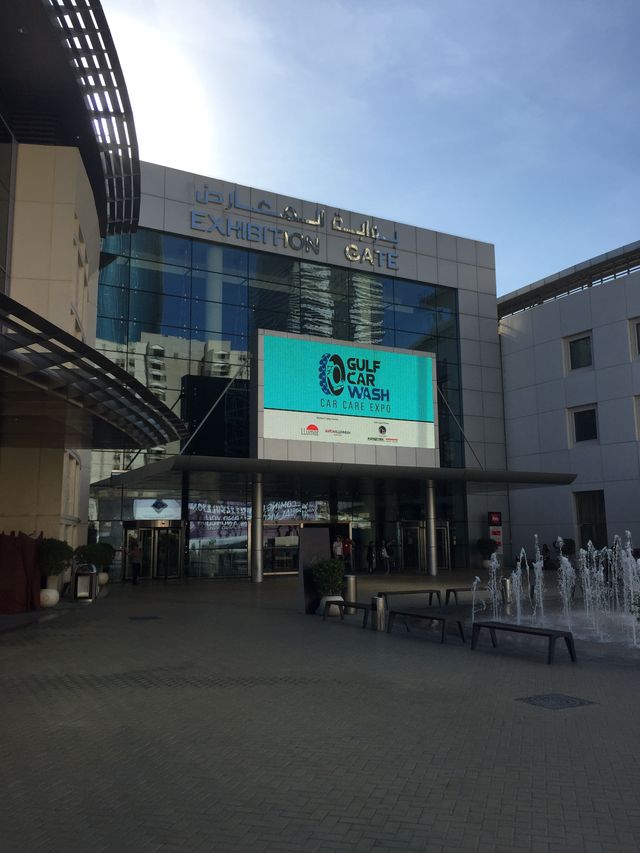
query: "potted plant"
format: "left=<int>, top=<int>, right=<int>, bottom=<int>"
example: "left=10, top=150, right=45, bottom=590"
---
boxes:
left=477, top=537, right=498, bottom=569
left=75, top=542, right=115, bottom=587
left=37, top=537, right=74, bottom=607
left=312, top=557, right=345, bottom=615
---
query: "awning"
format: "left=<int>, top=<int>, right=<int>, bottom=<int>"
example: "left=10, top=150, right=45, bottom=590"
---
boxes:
left=92, top=453, right=576, bottom=490
left=0, top=292, right=187, bottom=449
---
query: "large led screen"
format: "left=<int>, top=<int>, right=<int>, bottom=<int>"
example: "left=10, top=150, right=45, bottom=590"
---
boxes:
left=262, top=334, right=436, bottom=450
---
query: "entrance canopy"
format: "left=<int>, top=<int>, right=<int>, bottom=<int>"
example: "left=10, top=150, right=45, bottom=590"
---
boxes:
left=0, top=293, right=187, bottom=449
left=93, top=453, right=576, bottom=490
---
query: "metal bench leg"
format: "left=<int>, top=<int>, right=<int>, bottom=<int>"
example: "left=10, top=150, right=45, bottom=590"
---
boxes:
left=339, top=604, right=345, bottom=621
left=457, top=621, right=466, bottom=643
left=362, top=609, right=369, bottom=629
left=445, top=591, right=451, bottom=606
left=435, top=591, right=442, bottom=606
left=440, top=619, right=446, bottom=644
left=386, top=612, right=394, bottom=634
left=564, top=635, right=577, bottom=662
left=489, top=628, right=498, bottom=648
left=453, top=591, right=459, bottom=606
left=471, top=623, right=480, bottom=649
left=428, top=592, right=434, bottom=606
left=548, top=636, right=556, bottom=664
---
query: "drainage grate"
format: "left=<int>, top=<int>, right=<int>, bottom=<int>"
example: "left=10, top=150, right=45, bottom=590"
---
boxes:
left=517, top=693, right=595, bottom=710
left=128, top=615, right=161, bottom=621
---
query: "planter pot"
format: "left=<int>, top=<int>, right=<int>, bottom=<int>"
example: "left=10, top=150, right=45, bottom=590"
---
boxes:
left=40, top=588, right=59, bottom=608
left=97, top=571, right=109, bottom=586
left=316, top=594, right=344, bottom=616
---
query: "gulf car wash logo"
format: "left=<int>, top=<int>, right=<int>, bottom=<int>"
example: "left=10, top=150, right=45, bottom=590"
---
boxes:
left=318, top=352, right=391, bottom=412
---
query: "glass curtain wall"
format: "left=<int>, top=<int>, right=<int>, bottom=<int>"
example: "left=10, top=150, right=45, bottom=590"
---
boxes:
left=92, top=228, right=468, bottom=575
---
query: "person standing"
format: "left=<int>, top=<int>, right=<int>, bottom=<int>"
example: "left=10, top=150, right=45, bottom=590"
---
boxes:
left=342, top=535, right=353, bottom=571
left=128, top=537, right=142, bottom=585
left=332, top=535, right=343, bottom=561
left=367, top=541, right=376, bottom=574
left=380, top=540, right=390, bottom=575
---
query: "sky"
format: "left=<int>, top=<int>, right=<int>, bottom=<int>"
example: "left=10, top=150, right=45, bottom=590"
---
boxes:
left=102, top=0, right=640, bottom=296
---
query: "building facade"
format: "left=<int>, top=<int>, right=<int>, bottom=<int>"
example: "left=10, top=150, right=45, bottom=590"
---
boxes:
left=90, top=162, right=514, bottom=577
left=499, top=241, right=640, bottom=553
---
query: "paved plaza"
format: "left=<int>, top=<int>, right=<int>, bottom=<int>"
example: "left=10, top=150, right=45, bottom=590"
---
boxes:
left=2, top=575, right=640, bottom=853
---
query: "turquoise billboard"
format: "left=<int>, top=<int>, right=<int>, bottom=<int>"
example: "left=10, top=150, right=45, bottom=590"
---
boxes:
left=263, top=335, right=434, bottom=423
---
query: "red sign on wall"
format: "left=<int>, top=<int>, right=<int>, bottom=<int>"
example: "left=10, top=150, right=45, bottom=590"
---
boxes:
left=488, top=511, right=502, bottom=526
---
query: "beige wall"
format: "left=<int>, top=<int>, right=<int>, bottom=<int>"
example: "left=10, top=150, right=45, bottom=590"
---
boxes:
left=0, top=144, right=100, bottom=545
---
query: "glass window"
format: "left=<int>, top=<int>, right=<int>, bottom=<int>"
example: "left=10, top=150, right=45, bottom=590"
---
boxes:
left=394, top=280, right=436, bottom=309
left=250, top=252, right=299, bottom=285
left=131, top=230, right=191, bottom=267
left=192, top=241, right=249, bottom=278
left=393, top=304, right=438, bottom=335
left=192, top=270, right=247, bottom=306
left=129, top=291, right=190, bottom=329
left=573, top=407, right=597, bottom=442
left=249, top=280, right=299, bottom=313
left=99, top=254, right=130, bottom=288
left=128, top=320, right=191, bottom=347
left=96, top=317, right=127, bottom=346
left=568, top=334, right=592, bottom=370
left=635, top=322, right=640, bottom=356
left=436, top=286, right=457, bottom=312
left=351, top=272, right=394, bottom=306
left=101, top=233, right=131, bottom=257
left=98, top=285, right=128, bottom=319
left=191, top=301, right=248, bottom=337
left=130, top=259, right=190, bottom=298
left=394, top=328, right=436, bottom=351
left=436, top=309, right=457, bottom=339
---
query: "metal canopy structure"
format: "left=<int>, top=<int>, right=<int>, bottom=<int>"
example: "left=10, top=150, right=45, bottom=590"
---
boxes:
left=93, top=453, right=576, bottom=490
left=0, top=0, right=139, bottom=235
left=0, top=292, right=187, bottom=448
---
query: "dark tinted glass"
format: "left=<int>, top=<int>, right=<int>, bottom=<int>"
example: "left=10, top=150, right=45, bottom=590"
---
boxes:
left=130, top=259, right=190, bottom=298
left=569, top=335, right=592, bottom=370
left=394, top=280, right=436, bottom=309
left=192, top=242, right=248, bottom=278
left=574, top=408, right=597, bottom=442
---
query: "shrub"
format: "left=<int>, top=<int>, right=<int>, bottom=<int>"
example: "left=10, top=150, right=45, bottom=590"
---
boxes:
left=311, top=558, right=345, bottom=597
left=38, top=538, right=74, bottom=576
left=75, top=542, right=115, bottom=568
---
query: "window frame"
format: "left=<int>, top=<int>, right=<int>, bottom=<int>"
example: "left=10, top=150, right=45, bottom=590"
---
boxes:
left=566, top=332, right=593, bottom=371
left=570, top=404, right=598, bottom=444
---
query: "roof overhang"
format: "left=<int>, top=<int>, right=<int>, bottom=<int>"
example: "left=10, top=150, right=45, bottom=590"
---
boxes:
left=0, top=0, right=139, bottom=235
left=0, top=292, right=187, bottom=448
left=92, top=453, right=576, bottom=490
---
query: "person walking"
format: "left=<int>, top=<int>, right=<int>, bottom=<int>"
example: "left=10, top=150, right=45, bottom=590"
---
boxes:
left=342, top=535, right=353, bottom=571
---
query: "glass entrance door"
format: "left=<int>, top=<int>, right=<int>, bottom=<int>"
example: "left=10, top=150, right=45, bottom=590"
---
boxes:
left=125, top=525, right=183, bottom=580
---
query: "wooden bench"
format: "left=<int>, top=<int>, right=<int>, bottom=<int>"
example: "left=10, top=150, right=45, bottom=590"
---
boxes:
left=322, top=600, right=369, bottom=629
left=387, top=609, right=466, bottom=644
left=378, top=588, right=442, bottom=608
left=471, top=620, right=577, bottom=664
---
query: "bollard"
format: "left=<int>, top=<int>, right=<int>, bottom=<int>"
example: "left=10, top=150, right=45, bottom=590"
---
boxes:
left=371, top=595, right=386, bottom=631
left=501, top=576, right=512, bottom=605
left=345, top=574, right=357, bottom=615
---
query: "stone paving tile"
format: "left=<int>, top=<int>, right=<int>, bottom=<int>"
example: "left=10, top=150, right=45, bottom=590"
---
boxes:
left=1, top=577, right=640, bottom=852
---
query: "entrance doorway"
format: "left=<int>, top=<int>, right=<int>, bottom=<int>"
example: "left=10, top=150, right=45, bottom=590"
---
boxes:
left=398, top=521, right=452, bottom=573
left=124, top=522, right=183, bottom=580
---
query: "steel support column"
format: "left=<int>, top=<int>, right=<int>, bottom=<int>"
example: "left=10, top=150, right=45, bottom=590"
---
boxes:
left=251, top=472, right=263, bottom=583
left=426, top=479, right=438, bottom=577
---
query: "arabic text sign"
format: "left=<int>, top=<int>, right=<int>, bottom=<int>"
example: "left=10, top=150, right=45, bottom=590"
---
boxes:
left=262, top=334, right=436, bottom=450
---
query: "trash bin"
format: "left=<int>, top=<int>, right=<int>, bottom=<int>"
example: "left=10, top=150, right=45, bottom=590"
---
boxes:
left=371, top=594, right=386, bottom=631
left=73, top=563, right=98, bottom=602
left=345, top=574, right=357, bottom=614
